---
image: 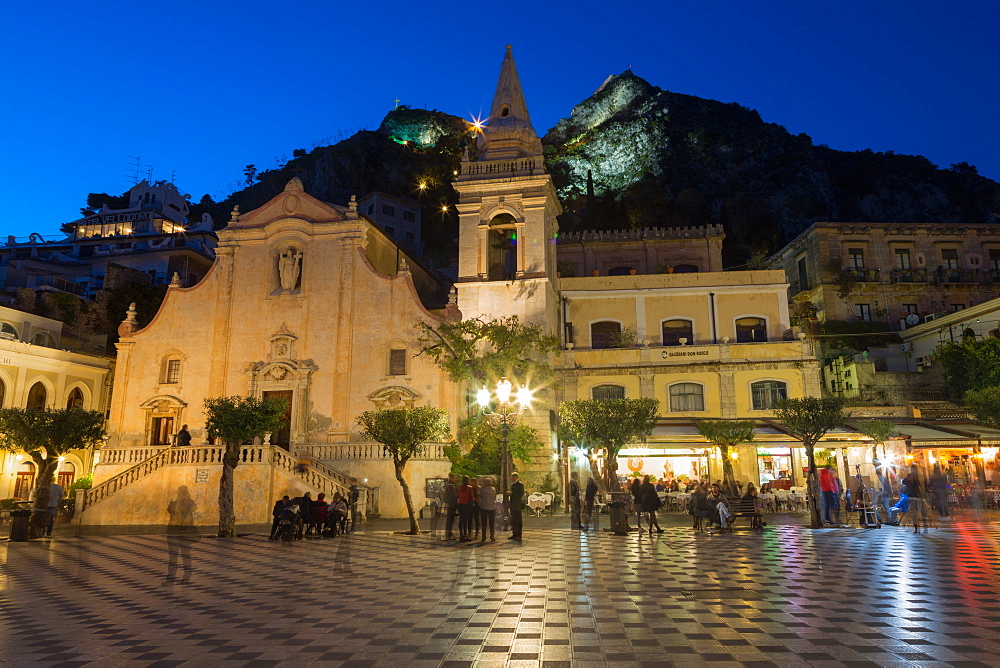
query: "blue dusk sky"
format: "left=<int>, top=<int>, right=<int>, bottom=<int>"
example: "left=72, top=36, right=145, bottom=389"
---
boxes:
left=2, top=0, right=997, bottom=238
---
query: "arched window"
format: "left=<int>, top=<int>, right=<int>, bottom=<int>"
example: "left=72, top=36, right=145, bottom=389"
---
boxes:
left=0, top=322, right=18, bottom=339
left=751, top=380, right=787, bottom=411
left=592, top=384, right=625, bottom=401
left=963, top=328, right=976, bottom=342
left=26, top=382, right=47, bottom=410
left=31, top=331, right=53, bottom=347
left=14, top=461, right=35, bottom=499
left=487, top=213, right=517, bottom=281
left=662, top=319, right=694, bottom=346
left=669, top=383, right=705, bottom=412
left=590, top=321, right=621, bottom=349
left=66, top=387, right=85, bottom=410
left=735, top=317, right=767, bottom=343
left=608, top=267, right=634, bottom=276
left=673, top=264, right=699, bottom=273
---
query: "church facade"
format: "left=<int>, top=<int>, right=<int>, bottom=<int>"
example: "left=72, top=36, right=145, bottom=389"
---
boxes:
left=81, top=46, right=821, bottom=523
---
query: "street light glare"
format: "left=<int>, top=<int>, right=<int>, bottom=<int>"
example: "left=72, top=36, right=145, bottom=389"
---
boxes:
left=477, top=386, right=491, bottom=407
left=516, top=386, right=532, bottom=407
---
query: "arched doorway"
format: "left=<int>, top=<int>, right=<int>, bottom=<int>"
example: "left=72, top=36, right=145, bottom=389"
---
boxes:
left=14, top=461, right=35, bottom=499
left=26, top=382, right=47, bottom=410
left=66, top=387, right=85, bottom=410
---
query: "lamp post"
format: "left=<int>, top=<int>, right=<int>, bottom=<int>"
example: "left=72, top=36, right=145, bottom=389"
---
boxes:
left=477, top=378, right=531, bottom=497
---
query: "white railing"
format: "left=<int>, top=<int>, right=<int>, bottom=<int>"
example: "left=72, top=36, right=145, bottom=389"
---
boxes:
left=100, top=447, right=166, bottom=465
left=296, top=442, right=449, bottom=461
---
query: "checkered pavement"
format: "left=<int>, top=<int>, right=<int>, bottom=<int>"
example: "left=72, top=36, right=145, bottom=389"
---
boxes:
left=2, top=519, right=1000, bottom=666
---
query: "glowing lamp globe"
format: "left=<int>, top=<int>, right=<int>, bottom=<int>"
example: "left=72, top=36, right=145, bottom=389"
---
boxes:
left=516, top=387, right=532, bottom=407
left=496, top=378, right=512, bottom=404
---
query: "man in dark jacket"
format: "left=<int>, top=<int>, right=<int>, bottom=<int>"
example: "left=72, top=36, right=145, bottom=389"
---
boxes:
left=707, top=484, right=731, bottom=529
left=509, top=473, right=524, bottom=541
left=269, top=495, right=290, bottom=540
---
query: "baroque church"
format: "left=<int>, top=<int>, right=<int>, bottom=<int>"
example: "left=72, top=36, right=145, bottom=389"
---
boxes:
left=82, top=47, right=818, bottom=524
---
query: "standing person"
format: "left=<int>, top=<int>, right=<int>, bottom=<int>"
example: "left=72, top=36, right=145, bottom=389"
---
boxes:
left=875, top=464, right=893, bottom=522
left=308, top=493, right=329, bottom=538
left=165, top=485, right=197, bottom=584
left=568, top=472, right=582, bottom=529
left=906, top=468, right=930, bottom=532
left=44, top=481, right=65, bottom=537
left=457, top=476, right=474, bottom=541
left=929, top=465, right=951, bottom=519
left=583, top=477, right=599, bottom=531
left=509, top=473, right=524, bottom=541
left=348, top=484, right=360, bottom=533
left=819, top=463, right=839, bottom=525
left=269, top=495, right=290, bottom=540
left=470, top=477, right=481, bottom=538
left=173, top=424, right=192, bottom=447
left=478, top=476, right=497, bottom=542
left=640, top=475, right=664, bottom=534
left=444, top=474, right=458, bottom=540
left=629, top=477, right=643, bottom=528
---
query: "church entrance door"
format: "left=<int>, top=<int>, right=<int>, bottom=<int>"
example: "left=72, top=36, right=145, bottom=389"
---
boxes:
left=264, top=390, right=293, bottom=448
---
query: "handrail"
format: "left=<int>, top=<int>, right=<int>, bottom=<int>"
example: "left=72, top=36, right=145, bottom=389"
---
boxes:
left=295, top=442, right=449, bottom=461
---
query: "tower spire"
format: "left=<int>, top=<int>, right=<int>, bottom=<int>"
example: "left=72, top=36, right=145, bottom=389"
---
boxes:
left=477, top=45, right=543, bottom=161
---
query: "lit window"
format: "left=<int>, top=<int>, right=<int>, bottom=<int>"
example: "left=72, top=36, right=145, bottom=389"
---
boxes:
left=592, top=384, right=625, bottom=401
left=388, top=349, right=407, bottom=376
left=856, top=304, right=871, bottom=322
left=669, top=383, right=704, bottom=412
left=751, top=381, right=787, bottom=411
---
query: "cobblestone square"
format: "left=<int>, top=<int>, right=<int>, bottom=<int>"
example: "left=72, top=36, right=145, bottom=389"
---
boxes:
left=3, top=515, right=1000, bottom=666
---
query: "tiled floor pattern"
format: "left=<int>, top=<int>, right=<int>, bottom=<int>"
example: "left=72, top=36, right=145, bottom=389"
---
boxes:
left=3, top=521, right=1000, bottom=666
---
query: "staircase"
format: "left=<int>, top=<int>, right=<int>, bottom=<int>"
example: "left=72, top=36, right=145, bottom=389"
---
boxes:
left=85, top=445, right=376, bottom=516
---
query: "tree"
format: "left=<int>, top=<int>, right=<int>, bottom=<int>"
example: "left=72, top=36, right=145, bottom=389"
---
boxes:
left=357, top=406, right=451, bottom=535
left=558, top=398, right=659, bottom=492
left=415, top=316, right=560, bottom=387
left=444, top=415, right=540, bottom=479
left=936, top=337, right=1000, bottom=400
left=243, top=164, right=258, bottom=186
left=0, top=408, right=106, bottom=538
left=697, top=420, right=755, bottom=495
left=204, top=395, right=288, bottom=537
left=773, top=397, right=846, bottom=529
left=855, top=419, right=895, bottom=463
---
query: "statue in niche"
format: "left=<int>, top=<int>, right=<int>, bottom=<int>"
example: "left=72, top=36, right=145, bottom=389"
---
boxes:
left=278, top=248, right=303, bottom=291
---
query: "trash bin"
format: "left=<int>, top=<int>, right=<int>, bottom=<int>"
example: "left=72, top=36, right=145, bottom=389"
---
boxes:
left=9, top=509, right=31, bottom=542
left=609, top=492, right=631, bottom=536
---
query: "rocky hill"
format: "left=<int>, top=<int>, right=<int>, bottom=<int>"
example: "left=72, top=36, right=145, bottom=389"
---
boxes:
left=189, top=72, right=999, bottom=268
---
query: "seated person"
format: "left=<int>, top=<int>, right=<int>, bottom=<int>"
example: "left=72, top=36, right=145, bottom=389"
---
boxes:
left=743, top=482, right=758, bottom=499
left=329, top=492, right=349, bottom=535
left=707, top=484, right=732, bottom=529
left=759, top=483, right=772, bottom=494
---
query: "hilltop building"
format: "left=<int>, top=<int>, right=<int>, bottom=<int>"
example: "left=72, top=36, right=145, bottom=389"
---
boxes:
left=0, top=305, right=113, bottom=499
left=0, top=180, right=216, bottom=303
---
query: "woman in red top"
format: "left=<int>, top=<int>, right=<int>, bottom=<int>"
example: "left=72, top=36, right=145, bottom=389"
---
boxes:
left=457, top=476, right=474, bottom=541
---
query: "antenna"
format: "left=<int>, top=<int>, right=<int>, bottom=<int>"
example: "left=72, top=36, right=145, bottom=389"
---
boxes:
left=170, top=170, right=177, bottom=184
left=126, top=154, right=143, bottom=185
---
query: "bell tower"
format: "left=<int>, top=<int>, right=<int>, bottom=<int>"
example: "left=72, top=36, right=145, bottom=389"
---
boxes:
left=454, top=45, right=561, bottom=331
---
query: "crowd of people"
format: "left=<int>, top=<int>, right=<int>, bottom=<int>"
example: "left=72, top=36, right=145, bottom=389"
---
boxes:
left=269, top=490, right=355, bottom=541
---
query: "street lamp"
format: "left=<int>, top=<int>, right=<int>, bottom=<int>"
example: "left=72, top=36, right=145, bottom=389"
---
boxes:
left=477, top=377, right=531, bottom=497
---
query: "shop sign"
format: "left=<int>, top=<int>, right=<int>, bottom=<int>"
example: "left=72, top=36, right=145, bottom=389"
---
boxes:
left=662, top=348, right=710, bottom=359
left=756, top=447, right=791, bottom=456
left=912, top=440, right=978, bottom=447
left=80, top=210, right=151, bottom=226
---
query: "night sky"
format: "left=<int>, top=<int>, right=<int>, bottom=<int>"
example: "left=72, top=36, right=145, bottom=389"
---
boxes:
left=3, top=0, right=998, bottom=238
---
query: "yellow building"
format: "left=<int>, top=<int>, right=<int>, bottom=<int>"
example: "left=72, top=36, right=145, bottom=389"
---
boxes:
left=0, top=306, right=113, bottom=499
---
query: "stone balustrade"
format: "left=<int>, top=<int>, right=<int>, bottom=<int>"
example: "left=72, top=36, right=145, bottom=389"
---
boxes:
left=296, top=442, right=450, bottom=461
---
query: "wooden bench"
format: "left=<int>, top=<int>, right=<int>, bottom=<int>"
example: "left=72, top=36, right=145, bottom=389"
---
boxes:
left=725, top=498, right=764, bottom=531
